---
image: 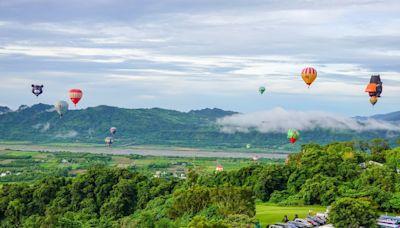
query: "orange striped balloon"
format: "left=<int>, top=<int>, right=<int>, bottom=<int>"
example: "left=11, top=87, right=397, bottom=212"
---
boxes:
left=301, top=67, right=317, bottom=87
left=69, top=89, right=83, bottom=106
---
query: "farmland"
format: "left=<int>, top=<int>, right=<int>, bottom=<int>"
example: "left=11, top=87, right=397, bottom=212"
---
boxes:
left=0, top=149, right=282, bottom=184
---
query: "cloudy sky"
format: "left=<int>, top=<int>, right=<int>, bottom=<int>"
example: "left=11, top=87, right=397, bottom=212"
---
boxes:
left=1, top=0, right=399, bottom=116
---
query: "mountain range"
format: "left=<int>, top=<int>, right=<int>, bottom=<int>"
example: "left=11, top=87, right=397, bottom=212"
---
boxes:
left=0, top=103, right=399, bottom=150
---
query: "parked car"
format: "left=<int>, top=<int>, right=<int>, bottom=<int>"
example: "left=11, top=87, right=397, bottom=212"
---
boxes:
left=305, top=218, right=318, bottom=226
left=268, top=225, right=286, bottom=228
left=287, top=224, right=298, bottom=228
left=377, top=215, right=400, bottom=228
left=316, top=215, right=327, bottom=223
left=294, top=218, right=313, bottom=227
left=287, top=221, right=307, bottom=228
left=268, top=225, right=283, bottom=228
left=316, top=213, right=328, bottom=220
left=307, top=215, right=325, bottom=225
left=269, top=224, right=298, bottom=228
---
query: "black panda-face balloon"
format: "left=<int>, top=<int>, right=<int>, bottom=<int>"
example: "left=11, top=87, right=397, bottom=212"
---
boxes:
left=31, top=85, right=43, bottom=97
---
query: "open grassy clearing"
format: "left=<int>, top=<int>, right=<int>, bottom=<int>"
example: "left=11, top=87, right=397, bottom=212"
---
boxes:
left=255, top=203, right=400, bottom=226
left=256, top=203, right=327, bottom=226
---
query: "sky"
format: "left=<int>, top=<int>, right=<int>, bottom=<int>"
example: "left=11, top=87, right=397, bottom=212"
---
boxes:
left=1, top=0, right=400, bottom=116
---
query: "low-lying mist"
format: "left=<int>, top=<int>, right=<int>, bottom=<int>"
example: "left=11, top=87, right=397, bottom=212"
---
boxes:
left=217, top=107, right=400, bottom=133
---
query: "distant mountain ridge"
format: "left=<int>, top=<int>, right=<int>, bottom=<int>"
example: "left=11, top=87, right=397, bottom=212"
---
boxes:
left=0, top=106, right=11, bottom=114
left=188, top=108, right=238, bottom=120
left=370, top=111, right=400, bottom=122
left=0, top=103, right=397, bottom=149
left=354, top=111, right=400, bottom=123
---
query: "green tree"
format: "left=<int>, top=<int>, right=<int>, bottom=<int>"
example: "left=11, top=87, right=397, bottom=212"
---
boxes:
left=100, top=179, right=138, bottom=219
left=370, top=138, right=390, bottom=163
left=188, top=215, right=229, bottom=228
left=169, top=186, right=212, bottom=218
left=253, top=165, right=288, bottom=201
left=356, top=166, right=396, bottom=192
left=330, top=197, right=378, bottom=228
left=395, top=137, right=400, bottom=146
left=212, top=187, right=255, bottom=217
left=32, top=177, right=67, bottom=215
left=389, top=192, right=400, bottom=212
left=299, top=174, right=339, bottom=205
left=5, top=199, right=25, bottom=227
left=385, top=148, right=400, bottom=173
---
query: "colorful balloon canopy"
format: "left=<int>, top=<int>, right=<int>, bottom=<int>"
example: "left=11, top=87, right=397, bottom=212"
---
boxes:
left=365, top=75, right=382, bottom=106
left=301, top=67, right=317, bottom=87
left=54, top=100, right=68, bottom=117
left=259, top=86, right=266, bottom=94
left=287, top=128, right=300, bottom=144
left=105, top=137, right=113, bottom=146
left=110, top=127, right=117, bottom=135
left=69, top=89, right=83, bottom=106
left=31, top=85, right=43, bottom=97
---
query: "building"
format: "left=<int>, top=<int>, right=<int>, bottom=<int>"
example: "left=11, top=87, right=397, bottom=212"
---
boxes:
left=215, top=165, right=224, bottom=172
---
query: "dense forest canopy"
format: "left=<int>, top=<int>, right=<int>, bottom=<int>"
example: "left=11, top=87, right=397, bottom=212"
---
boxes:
left=0, top=139, right=399, bottom=227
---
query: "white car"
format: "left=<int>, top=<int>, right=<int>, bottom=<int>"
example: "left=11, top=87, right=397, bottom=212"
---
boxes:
left=294, top=219, right=313, bottom=227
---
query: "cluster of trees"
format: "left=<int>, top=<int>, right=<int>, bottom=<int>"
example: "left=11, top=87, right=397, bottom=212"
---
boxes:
left=186, top=140, right=400, bottom=226
left=191, top=140, right=399, bottom=210
left=0, top=139, right=399, bottom=227
left=0, top=165, right=255, bottom=227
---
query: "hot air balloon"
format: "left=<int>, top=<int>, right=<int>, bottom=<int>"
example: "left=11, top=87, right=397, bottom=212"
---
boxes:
left=110, top=127, right=117, bottom=135
left=105, top=137, right=113, bottom=146
left=54, top=100, right=68, bottom=118
left=301, top=67, right=317, bottom=87
left=69, top=89, right=83, bottom=106
left=370, top=96, right=378, bottom=106
left=287, top=128, right=300, bottom=144
left=259, top=86, right=266, bottom=95
left=365, top=75, right=383, bottom=106
left=31, top=85, right=43, bottom=97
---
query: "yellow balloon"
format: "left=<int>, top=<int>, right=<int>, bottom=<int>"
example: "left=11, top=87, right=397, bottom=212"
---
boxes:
left=301, top=67, right=317, bottom=86
left=370, top=96, right=378, bottom=106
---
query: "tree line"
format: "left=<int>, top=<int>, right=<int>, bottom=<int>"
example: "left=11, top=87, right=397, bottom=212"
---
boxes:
left=0, top=139, right=399, bottom=227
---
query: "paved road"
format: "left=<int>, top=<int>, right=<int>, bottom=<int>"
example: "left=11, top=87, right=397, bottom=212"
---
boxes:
left=0, top=145, right=289, bottom=159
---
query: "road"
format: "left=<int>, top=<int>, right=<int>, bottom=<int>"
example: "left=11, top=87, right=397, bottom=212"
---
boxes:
left=0, top=144, right=289, bottom=159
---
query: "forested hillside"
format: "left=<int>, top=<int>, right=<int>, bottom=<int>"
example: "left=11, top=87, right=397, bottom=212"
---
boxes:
left=0, top=140, right=399, bottom=227
left=0, top=104, right=396, bottom=150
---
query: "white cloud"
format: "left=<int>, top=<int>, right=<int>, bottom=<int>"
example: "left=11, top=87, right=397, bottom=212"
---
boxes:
left=54, top=130, right=78, bottom=138
left=217, top=107, right=400, bottom=133
left=32, top=122, right=50, bottom=132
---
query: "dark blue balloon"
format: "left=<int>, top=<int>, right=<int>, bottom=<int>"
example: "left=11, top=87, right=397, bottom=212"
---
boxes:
left=32, top=84, right=43, bottom=97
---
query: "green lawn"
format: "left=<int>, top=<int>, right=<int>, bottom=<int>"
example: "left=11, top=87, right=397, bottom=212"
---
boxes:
left=256, top=203, right=327, bottom=226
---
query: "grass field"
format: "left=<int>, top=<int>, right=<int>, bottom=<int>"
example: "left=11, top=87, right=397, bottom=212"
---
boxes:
left=255, top=203, right=400, bottom=226
left=256, top=203, right=327, bottom=226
